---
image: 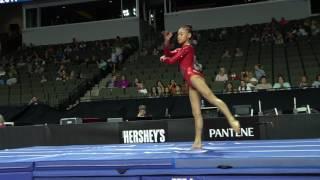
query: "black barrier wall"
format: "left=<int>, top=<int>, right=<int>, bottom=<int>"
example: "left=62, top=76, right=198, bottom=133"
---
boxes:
left=1, top=114, right=320, bottom=150
left=0, top=88, right=319, bottom=126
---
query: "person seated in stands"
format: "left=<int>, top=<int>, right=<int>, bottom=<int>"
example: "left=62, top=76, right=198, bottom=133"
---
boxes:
left=0, top=114, right=5, bottom=128
left=224, top=81, right=236, bottom=94
left=279, top=17, right=288, bottom=27
left=298, top=75, right=309, bottom=88
left=163, top=87, right=171, bottom=97
left=156, top=80, right=165, bottom=95
left=152, top=47, right=159, bottom=56
left=273, top=75, right=291, bottom=89
left=181, top=81, right=189, bottom=95
left=256, top=76, right=272, bottom=90
left=64, top=45, right=72, bottom=54
left=137, top=105, right=147, bottom=117
left=209, top=31, right=216, bottom=42
left=168, top=79, right=177, bottom=94
left=238, top=80, right=251, bottom=92
left=136, top=104, right=152, bottom=119
left=250, top=33, right=260, bottom=43
left=221, top=49, right=231, bottom=59
left=297, top=25, right=308, bottom=37
left=229, top=71, right=240, bottom=81
left=149, top=86, right=158, bottom=98
left=311, top=20, right=320, bottom=36
left=156, top=86, right=163, bottom=96
left=312, top=74, right=320, bottom=88
left=117, top=75, right=129, bottom=89
left=6, top=65, right=18, bottom=86
left=69, top=70, right=79, bottom=80
left=274, top=31, right=284, bottom=45
left=140, top=48, right=148, bottom=56
left=219, top=28, right=227, bottom=41
left=286, top=30, right=296, bottom=42
left=97, top=59, right=108, bottom=72
left=235, top=48, right=244, bottom=57
left=0, top=65, right=6, bottom=85
left=40, top=75, right=47, bottom=83
left=175, top=85, right=182, bottom=95
left=106, top=74, right=117, bottom=88
left=137, top=81, right=148, bottom=95
left=247, top=76, right=258, bottom=91
left=254, top=64, right=266, bottom=80
left=215, top=67, right=228, bottom=82
left=57, top=70, right=69, bottom=81
left=134, top=77, right=141, bottom=88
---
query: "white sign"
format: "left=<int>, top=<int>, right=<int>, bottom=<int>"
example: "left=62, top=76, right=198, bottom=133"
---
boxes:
left=122, top=129, right=166, bottom=144
left=209, top=127, right=255, bottom=138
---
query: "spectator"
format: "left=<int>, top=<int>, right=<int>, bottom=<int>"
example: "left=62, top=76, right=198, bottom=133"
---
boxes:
left=181, top=82, right=189, bottom=95
left=311, top=20, right=320, bottom=36
left=163, top=87, right=170, bottom=97
left=134, top=77, right=141, bottom=88
left=247, top=77, right=258, bottom=91
left=6, top=65, right=18, bottom=85
left=219, top=28, right=227, bottom=40
left=140, top=48, right=148, bottom=56
left=215, top=67, right=228, bottom=82
left=256, top=76, right=272, bottom=90
left=137, top=105, right=147, bottom=117
left=40, top=75, right=47, bottom=83
left=298, top=75, right=309, bottom=88
left=156, top=80, right=165, bottom=94
left=106, top=74, right=117, bottom=88
left=274, top=31, right=284, bottom=44
left=221, top=49, right=231, bottom=59
left=97, top=59, right=108, bottom=71
left=137, top=81, right=148, bottom=95
left=238, top=80, right=251, bottom=92
left=56, top=70, right=69, bottom=81
left=209, top=31, right=216, bottom=42
left=250, top=33, right=260, bottom=43
left=0, top=66, right=6, bottom=85
left=286, top=31, right=295, bottom=42
left=254, top=64, right=266, bottom=80
left=312, top=74, right=320, bottom=88
left=273, top=75, right=291, bottom=89
left=69, top=70, right=78, bottom=80
left=168, top=79, right=177, bottom=94
left=279, top=17, right=288, bottom=27
left=229, top=71, right=240, bottom=81
left=297, top=25, right=308, bottom=37
left=64, top=45, right=72, bottom=54
left=235, top=48, right=244, bottom=57
left=175, top=85, right=182, bottom=95
left=117, top=75, right=129, bottom=89
left=149, top=86, right=158, bottom=97
left=0, top=114, right=5, bottom=128
left=224, top=81, right=236, bottom=93
left=152, top=47, right=159, bottom=56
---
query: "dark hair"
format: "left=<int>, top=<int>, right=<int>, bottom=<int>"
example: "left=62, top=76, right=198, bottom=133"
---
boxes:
left=259, top=76, right=267, bottom=82
left=277, top=75, right=285, bottom=81
left=180, top=24, right=193, bottom=35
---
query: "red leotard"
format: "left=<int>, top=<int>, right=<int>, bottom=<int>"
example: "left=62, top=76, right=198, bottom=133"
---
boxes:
left=162, top=44, right=204, bottom=88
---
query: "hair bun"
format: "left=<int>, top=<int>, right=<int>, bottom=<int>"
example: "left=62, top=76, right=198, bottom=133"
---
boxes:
left=186, top=24, right=193, bottom=30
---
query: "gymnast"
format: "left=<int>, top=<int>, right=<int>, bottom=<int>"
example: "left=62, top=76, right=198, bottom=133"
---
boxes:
left=160, top=25, right=240, bottom=149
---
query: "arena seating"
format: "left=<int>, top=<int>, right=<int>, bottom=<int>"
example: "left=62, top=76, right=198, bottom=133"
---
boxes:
left=81, top=16, right=320, bottom=101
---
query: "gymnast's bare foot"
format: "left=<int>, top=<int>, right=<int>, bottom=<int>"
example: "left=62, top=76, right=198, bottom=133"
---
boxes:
left=192, top=141, right=202, bottom=150
left=229, top=118, right=241, bottom=134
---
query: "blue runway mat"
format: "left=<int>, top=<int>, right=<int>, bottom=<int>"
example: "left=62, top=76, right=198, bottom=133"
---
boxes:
left=0, top=139, right=320, bottom=179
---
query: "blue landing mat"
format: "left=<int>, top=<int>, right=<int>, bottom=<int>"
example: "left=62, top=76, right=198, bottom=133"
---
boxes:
left=0, top=139, right=320, bottom=179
